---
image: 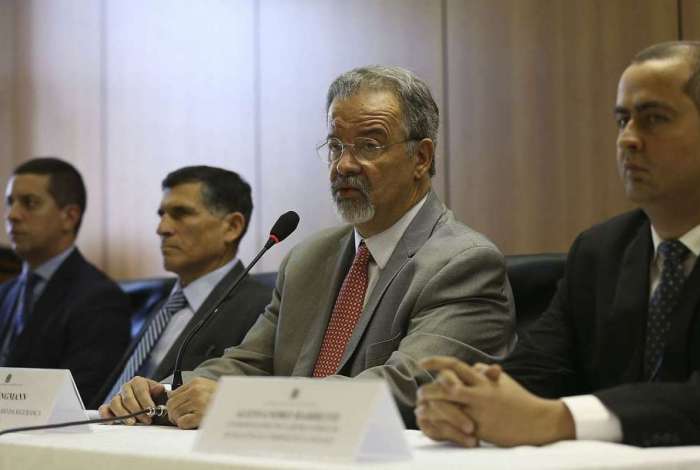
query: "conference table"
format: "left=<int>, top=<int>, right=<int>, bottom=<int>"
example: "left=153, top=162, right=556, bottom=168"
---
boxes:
left=1, top=425, right=700, bottom=470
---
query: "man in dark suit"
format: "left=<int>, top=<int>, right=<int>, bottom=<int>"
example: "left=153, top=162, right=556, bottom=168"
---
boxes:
left=0, top=157, right=130, bottom=406
left=102, top=66, right=515, bottom=430
left=98, top=166, right=271, bottom=412
left=416, top=41, right=700, bottom=447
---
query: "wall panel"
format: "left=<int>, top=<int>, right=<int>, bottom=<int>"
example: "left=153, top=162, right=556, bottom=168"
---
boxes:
left=0, top=0, right=16, bottom=247
left=103, top=0, right=256, bottom=278
left=257, top=0, right=445, bottom=271
left=13, top=0, right=104, bottom=263
left=682, top=0, right=700, bottom=40
left=446, top=0, right=677, bottom=254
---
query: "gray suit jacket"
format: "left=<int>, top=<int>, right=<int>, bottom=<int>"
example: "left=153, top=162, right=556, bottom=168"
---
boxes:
left=193, top=192, right=515, bottom=426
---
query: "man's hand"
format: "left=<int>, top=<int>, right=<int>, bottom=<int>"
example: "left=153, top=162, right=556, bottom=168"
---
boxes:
left=166, top=377, right=218, bottom=429
left=98, top=376, right=166, bottom=425
left=416, top=356, right=575, bottom=447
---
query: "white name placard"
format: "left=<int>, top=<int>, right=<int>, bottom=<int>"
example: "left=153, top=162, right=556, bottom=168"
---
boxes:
left=194, top=377, right=411, bottom=462
left=0, top=368, right=88, bottom=432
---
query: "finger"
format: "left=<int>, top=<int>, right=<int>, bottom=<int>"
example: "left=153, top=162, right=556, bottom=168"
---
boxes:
left=483, top=363, right=503, bottom=382
left=130, top=379, right=156, bottom=424
left=420, top=356, right=485, bottom=386
left=121, top=382, right=151, bottom=424
left=417, top=381, right=454, bottom=402
left=176, top=412, right=202, bottom=430
left=428, top=399, right=476, bottom=435
left=108, top=395, right=134, bottom=425
left=415, top=402, right=477, bottom=447
left=97, top=404, right=115, bottom=422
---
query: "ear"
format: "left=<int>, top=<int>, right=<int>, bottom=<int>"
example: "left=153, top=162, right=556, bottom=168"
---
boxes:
left=222, top=211, right=246, bottom=246
left=413, top=138, right=434, bottom=179
left=60, top=204, right=81, bottom=235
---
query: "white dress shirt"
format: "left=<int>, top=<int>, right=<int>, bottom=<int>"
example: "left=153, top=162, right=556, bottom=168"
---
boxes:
left=562, top=223, right=700, bottom=442
left=353, top=195, right=428, bottom=306
left=24, top=246, right=75, bottom=303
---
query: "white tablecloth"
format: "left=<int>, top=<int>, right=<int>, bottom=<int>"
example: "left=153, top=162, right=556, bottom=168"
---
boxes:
left=1, top=425, right=700, bottom=470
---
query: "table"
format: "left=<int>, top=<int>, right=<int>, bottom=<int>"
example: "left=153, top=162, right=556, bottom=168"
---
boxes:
left=1, top=425, right=700, bottom=470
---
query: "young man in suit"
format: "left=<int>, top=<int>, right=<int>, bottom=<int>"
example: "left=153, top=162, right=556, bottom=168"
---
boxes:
left=416, top=41, right=700, bottom=447
left=104, top=66, right=515, bottom=430
left=97, top=166, right=271, bottom=408
left=0, top=157, right=130, bottom=406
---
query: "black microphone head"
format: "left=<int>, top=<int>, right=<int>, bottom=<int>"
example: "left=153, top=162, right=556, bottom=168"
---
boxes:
left=269, top=211, right=299, bottom=244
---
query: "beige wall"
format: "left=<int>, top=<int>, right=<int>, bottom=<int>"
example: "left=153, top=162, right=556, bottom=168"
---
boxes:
left=0, top=0, right=694, bottom=278
left=0, top=0, right=15, bottom=246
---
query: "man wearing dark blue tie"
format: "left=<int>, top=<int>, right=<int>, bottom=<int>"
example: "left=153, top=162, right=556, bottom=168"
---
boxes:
left=0, top=157, right=130, bottom=407
left=97, top=166, right=271, bottom=412
left=416, top=41, right=700, bottom=448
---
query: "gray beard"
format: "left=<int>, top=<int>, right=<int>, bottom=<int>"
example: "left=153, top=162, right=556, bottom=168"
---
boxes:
left=334, top=197, right=375, bottom=224
left=331, top=175, right=375, bottom=225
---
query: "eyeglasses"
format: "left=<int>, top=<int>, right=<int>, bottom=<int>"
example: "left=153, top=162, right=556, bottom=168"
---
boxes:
left=316, top=137, right=417, bottom=165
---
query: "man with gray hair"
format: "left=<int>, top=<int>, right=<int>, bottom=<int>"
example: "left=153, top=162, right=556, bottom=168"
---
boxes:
left=113, top=65, right=515, bottom=429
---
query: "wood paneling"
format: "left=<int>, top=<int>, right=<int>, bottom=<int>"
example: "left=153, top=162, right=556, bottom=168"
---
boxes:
left=13, top=0, right=105, bottom=264
left=0, top=0, right=16, bottom=247
left=682, top=0, right=700, bottom=40
left=4, top=0, right=691, bottom=278
left=103, top=0, right=256, bottom=278
left=256, top=0, right=445, bottom=272
left=446, top=0, right=678, bottom=254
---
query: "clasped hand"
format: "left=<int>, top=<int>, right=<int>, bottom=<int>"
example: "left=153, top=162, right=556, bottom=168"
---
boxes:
left=415, top=356, right=574, bottom=447
left=98, top=376, right=218, bottom=429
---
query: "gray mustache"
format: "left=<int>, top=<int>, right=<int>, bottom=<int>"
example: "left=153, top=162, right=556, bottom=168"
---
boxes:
left=331, top=176, right=371, bottom=196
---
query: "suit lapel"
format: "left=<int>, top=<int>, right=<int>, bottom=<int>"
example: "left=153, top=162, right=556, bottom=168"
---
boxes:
left=22, top=250, right=82, bottom=334
left=336, top=191, right=446, bottom=372
left=659, top=253, right=700, bottom=381
left=156, top=261, right=246, bottom=376
left=292, top=230, right=355, bottom=376
left=600, top=223, right=652, bottom=385
left=0, top=280, right=22, bottom=342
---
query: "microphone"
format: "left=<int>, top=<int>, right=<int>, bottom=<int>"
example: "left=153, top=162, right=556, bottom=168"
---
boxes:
left=171, top=211, right=299, bottom=389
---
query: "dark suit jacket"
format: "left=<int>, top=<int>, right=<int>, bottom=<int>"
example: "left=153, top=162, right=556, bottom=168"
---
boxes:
left=503, top=210, right=700, bottom=447
left=0, top=249, right=131, bottom=407
left=97, top=260, right=271, bottom=404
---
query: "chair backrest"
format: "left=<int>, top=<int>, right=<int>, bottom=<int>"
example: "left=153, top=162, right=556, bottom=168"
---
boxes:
left=505, top=253, right=566, bottom=335
left=119, top=277, right=177, bottom=337
left=0, top=246, right=21, bottom=284
left=117, top=273, right=277, bottom=338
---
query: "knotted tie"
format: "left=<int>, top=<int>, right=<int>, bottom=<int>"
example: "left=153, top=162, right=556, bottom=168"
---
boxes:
left=313, top=242, right=371, bottom=377
left=0, top=271, right=40, bottom=364
left=107, top=288, right=187, bottom=399
left=14, top=271, right=41, bottom=336
left=644, top=239, right=690, bottom=379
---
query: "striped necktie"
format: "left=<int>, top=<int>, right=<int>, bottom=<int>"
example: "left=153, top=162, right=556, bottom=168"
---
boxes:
left=106, top=288, right=187, bottom=400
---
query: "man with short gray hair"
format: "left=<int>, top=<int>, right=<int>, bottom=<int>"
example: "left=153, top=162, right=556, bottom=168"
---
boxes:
left=113, top=66, right=515, bottom=430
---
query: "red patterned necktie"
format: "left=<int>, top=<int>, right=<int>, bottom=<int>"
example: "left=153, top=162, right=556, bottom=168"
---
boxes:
left=313, top=242, right=371, bottom=377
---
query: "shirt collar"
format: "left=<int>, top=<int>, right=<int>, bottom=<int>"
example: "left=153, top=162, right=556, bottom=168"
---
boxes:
left=650, top=224, right=700, bottom=259
left=22, top=246, right=76, bottom=282
left=177, top=257, right=240, bottom=313
left=353, top=194, right=428, bottom=269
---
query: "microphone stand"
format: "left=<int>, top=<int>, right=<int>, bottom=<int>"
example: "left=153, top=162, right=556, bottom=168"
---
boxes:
left=171, top=237, right=278, bottom=390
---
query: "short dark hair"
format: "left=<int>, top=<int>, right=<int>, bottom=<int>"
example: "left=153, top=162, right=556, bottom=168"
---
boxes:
left=13, top=157, right=87, bottom=234
left=632, top=41, right=700, bottom=111
left=162, top=165, right=253, bottom=245
left=326, top=65, right=439, bottom=176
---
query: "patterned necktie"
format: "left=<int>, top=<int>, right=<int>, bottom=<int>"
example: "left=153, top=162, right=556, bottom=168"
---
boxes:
left=13, top=271, right=41, bottom=337
left=313, top=242, right=371, bottom=377
left=106, top=288, right=187, bottom=399
left=644, top=239, right=690, bottom=379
